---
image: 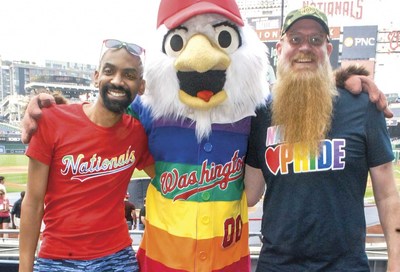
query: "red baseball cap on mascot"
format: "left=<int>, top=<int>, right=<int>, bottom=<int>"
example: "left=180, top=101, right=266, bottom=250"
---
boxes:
left=157, top=0, right=244, bottom=29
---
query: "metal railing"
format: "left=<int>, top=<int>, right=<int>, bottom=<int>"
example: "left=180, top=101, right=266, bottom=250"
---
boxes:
left=0, top=230, right=388, bottom=272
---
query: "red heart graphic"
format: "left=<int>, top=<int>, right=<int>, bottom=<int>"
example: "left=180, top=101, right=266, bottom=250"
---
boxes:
left=265, top=146, right=280, bottom=175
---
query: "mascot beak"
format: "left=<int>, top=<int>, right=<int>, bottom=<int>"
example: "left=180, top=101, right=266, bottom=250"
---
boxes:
left=175, top=34, right=230, bottom=110
left=175, top=34, right=230, bottom=73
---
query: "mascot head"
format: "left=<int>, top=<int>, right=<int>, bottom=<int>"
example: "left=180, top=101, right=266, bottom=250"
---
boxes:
left=142, top=0, right=269, bottom=141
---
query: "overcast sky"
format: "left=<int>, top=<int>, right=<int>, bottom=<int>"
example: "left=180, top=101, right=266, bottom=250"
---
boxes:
left=0, top=0, right=161, bottom=65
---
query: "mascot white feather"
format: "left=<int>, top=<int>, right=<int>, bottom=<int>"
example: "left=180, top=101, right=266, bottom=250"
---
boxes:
left=131, top=0, right=269, bottom=271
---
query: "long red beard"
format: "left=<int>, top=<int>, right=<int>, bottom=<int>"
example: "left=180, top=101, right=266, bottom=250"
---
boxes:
left=272, top=53, right=337, bottom=155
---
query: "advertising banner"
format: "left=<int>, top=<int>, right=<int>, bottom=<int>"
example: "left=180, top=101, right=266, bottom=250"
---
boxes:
left=341, top=25, right=378, bottom=59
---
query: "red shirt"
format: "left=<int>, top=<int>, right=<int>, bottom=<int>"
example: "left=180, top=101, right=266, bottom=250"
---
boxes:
left=26, top=103, right=153, bottom=260
left=0, top=198, right=10, bottom=218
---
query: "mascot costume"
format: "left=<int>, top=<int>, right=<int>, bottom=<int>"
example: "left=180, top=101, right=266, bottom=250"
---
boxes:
left=131, top=0, right=269, bottom=271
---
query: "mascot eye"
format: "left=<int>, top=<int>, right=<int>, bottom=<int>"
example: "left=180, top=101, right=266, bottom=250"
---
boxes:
left=214, top=25, right=240, bottom=54
left=163, top=28, right=187, bottom=57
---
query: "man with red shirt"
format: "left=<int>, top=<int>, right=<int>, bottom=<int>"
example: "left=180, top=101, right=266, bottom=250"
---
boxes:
left=19, top=39, right=154, bottom=272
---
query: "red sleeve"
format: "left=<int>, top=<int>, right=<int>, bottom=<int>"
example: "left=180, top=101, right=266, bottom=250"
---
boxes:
left=25, top=107, right=57, bottom=165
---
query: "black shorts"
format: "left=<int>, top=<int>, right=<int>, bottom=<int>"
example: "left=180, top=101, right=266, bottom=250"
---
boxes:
left=0, top=216, right=10, bottom=223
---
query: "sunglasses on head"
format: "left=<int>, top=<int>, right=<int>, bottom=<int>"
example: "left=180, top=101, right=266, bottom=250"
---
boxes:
left=103, top=39, right=145, bottom=57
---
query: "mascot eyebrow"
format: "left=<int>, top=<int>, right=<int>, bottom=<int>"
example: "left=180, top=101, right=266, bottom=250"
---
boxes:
left=213, top=21, right=242, bottom=47
left=162, top=26, right=188, bottom=53
left=162, top=21, right=242, bottom=54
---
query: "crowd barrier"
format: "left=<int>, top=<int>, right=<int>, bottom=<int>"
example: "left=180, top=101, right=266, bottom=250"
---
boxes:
left=0, top=230, right=388, bottom=272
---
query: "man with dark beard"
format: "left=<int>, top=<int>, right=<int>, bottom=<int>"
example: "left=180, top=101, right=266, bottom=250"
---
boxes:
left=19, top=39, right=154, bottom=272
left=244, top=6, right=400, bottom=271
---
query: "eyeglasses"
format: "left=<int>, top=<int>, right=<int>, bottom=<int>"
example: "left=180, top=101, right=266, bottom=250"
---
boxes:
left=103, top=39, right=145, bottom=57
left=283, top=32, right=329, bottom=47
left=99, top=39, right=146, bottom=65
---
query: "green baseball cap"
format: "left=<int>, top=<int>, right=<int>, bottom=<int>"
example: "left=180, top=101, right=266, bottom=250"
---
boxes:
left=281, top=6, right=329, bottom=37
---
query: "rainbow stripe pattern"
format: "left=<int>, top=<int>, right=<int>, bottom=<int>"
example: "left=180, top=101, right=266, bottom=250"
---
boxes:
left=136, top=115, right=252, bottom=272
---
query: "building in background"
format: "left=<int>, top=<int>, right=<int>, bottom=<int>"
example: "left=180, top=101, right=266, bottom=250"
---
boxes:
left=0, top=63, right=11, bottom=102
left=25, top=75, right=97, bottom=102
left=4, top=60, right=95, bottom=97
left=0, top=122, right=25, bottom=154
left=0, top=59, right=96, bottom=126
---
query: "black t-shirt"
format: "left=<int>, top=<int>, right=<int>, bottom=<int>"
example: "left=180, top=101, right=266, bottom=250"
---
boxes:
left=11, top=198, right=22, bottom=218
left=139, top=206, right=146, bottom=225
left=124, top=200, right=136, bottom=222
left=247, top=89, right=393, bottom=271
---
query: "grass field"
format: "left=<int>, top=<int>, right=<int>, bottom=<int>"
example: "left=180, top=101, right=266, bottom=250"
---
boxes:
left=0, top=154, right=28, bottom=166
left=1, top=154, right=400, bottom=198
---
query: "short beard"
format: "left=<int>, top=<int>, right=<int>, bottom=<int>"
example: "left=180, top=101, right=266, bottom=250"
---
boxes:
left=100, top=84, right=132, bottom=114
left=272, top=53, right=337, bottom=155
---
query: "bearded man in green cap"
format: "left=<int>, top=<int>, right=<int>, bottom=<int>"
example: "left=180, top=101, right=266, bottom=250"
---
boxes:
left=244, top=6, right=400, bottom=271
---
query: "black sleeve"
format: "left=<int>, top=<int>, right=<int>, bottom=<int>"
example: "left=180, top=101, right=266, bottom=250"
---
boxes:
left=246, top=103, right=270, bottom=168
